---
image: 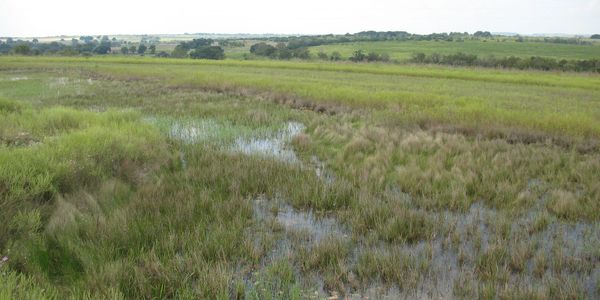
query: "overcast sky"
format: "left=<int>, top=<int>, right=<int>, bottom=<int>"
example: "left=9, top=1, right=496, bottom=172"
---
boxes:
left=1, top=0, right=599, bottom=37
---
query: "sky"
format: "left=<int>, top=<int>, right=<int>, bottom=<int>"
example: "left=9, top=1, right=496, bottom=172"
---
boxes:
left=1, top=0, right=599, bottom=37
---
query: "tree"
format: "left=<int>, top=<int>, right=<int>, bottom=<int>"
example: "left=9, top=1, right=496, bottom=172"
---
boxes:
left=474, top=31, right=493, bottom=38
left=592, top=34, right=600, bottom=39
left=330, top=51, right=342, bottom=61
left=80, top=36, right=94, bottom=44
left=317, top=51, right=328, bottom=60
left=249, top=42, right=277, bottom=57
left=137, top=44, right=147, bottom=55
left=156, top=51, right=169, bottom=58
left=93, top=43, right=112, bottom=54
left=186, top=39, right=213, bottom=48
left=349, top=50, right=366, bottom=62
left=277, top=48, right=292, bottom=60
left=189, top=46, right=225, bottom=60
left=367, top=52, right=380, bottom=62
left=59, top=47, right=79, bottom=56
left=292, top=48, right=310, bottom=59
left=13, top=44, right=30, bottom=55
left=129, top=45, right=137, bottom=54
left=171, top=45, right=189, bottom=58
left=412, top=52, right=426, bottom=63
left=120, top=46, right=129, bottom=55
left=149, top=44, right=156, bottom=54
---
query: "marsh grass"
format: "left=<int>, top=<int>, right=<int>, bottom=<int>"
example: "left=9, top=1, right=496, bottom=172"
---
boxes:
left=3, top=56, right=600, bottom=142
left=0, top=62, right=599, bottom=299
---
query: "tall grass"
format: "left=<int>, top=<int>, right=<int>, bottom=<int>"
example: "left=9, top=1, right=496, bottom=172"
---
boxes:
left=3, top=56, right=599, bottom=139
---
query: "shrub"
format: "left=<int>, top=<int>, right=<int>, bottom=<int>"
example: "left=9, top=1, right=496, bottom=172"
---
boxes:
left=189, top=46, right=225, bottom=60
left=13, top=44, right=30, bottom=55
left=155, top=51, right=169, bottom=58
left=330, top=51, right=342, bottom=61
left=249, top=42, right=277, bottom=57
left=349, top=50, right=366, bottom=62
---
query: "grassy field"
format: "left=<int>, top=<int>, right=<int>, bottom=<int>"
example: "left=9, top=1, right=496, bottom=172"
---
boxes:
left=1, top=56, right=600, bottom=298
left=310, top=40, right=600, bottom=61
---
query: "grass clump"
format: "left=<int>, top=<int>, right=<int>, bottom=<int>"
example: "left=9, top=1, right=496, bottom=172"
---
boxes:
left=380, top=209, right=434, bottom=243
left=475, top=244, right=510, bottom=283
left=356, top=247, right=429, bottom=291
left=0, top=105, right=170, bottom=295
left=0, top=270, right=59, bottom=299
left=0, top=97, right=26, bottom=114
left=247, top=259, right=302, bottom=300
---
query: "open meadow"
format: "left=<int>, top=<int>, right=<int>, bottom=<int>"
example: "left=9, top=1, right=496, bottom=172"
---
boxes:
left=1, top=55, right=600, bottom=299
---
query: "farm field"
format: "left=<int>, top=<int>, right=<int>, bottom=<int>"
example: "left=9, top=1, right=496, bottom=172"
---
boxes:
left=310, top=40, right=600, bottom=61
left=1, top=56, right=600, bottom=299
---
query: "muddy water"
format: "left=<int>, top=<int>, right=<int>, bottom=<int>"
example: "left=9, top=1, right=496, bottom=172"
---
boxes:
left=253, top=195, right=347, bottom=244
left=167, top=120, right=306, bottom=163
left=251, top=195, right=349, bottom=297
left=168, top=119, right=222, bottom=144
left=347, top=189, right=600, bottom=299
left=166, top=118, right=600, bottom=297
left=311, top=155, right=336, bottom=185
left=231, top=122, right=304, bottom=163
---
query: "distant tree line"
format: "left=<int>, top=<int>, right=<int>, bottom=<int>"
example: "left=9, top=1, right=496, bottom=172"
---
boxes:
left=249, top=41, right=394, bottom=63
left=171, top=39, right=224, bottom=59
left=0, top=36, right=224, bottom=60
left=249, top=42, right=310, bottom=59
left=0, top=36, right=159, bottom=56
left=516, top=37, right=593, bottom=45
left=251, top=31, right=599, bottom=51
left=411, top=52, right=600, bottom=73
left=248, top=31, right=493, bottom=50
left=592, top=34, right=600, bottom=39
left=348, top=50, right=390, bottom=62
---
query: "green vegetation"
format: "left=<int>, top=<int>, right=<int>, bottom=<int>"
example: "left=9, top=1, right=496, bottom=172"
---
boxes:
left=0, top=52, right=599, bottom=298
left=411, top=52, right=600, bottom=72
left=311, top=39, right=600, bottom=61
left=4, top=31, right=599, bottom=73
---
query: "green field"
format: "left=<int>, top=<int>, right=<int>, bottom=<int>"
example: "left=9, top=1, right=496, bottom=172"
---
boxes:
left=310, top=40, right=600, bottom=61
left=1, top=56, right=600, bottom=298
